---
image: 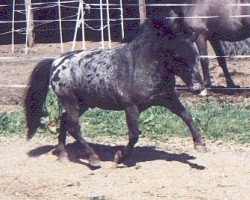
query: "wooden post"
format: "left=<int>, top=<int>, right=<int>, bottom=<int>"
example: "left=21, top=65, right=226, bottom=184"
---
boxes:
left=25, top=0, right=35, bottom=48
left=100, top=0, right=105, bottom=49
left=119, top=0, right=124, bottom=39
left=11, top=0, right=15, bottom=53
left=106, top=0, right=111, bottom=49
left=139, top=0, right=146, bottom=24
left=58, top=0, right=64, bottom=52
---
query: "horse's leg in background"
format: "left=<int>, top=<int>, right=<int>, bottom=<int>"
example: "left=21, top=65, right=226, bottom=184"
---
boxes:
left=209, top=38, right=237, bottom=87
left=60, top=98, right=101, bottom=167
left=114, top=105, right=140, bottom=165
left=162, top=93, right=207, bottom=153
left=195, top=34, right=211, bottom=87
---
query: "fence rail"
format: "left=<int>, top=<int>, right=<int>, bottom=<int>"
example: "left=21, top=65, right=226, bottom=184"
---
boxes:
left=0, top=2, right=250, bottom=93
left=1, top=1, right=250, bottom=57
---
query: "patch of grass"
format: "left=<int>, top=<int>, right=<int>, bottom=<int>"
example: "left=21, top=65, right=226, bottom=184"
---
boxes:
left=0, top=109, right=26, bottom=136
left=80, top=100, right=250, bottom=144
left=191, top=101, right=250, bottom=143
left=40, top=90, right=62, bottom=130
left=0, top=98, right=249, bottom=144
left=81, top=109, right=127, bottom=138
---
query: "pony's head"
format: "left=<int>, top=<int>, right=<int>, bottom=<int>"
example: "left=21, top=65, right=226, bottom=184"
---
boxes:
left=163, top=39, right=205, bottom=94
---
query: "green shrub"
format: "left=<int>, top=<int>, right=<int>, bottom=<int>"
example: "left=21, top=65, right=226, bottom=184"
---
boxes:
left=0, top=99, right=249, bottom=144
left=0, top=110, right=26, bottom=135
left=40, top=90, right=62, bottom=132
left=191, top=101, right=250, bottom=143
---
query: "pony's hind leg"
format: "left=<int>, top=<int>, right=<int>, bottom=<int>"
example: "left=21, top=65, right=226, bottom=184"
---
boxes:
left=53, top=112, right=69, bottom=161
left=114, top=105, right=140, bottom=166
left=60, top=98, right=101, bottom=168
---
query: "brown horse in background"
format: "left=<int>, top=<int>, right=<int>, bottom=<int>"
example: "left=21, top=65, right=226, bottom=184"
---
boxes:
left=170, top=0, right=250, bottom=87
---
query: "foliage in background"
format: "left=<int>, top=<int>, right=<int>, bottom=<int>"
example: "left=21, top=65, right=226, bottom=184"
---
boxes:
left=41, top=90, right=62, bottom=133
left=0, top=109, right=26, bottom=135
left=0, top=91, right=249, bottom=144
left=81, top=101, right=250, bottom=143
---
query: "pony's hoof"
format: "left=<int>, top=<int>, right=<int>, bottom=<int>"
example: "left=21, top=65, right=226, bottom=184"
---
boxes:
left=194, top=144, right=208, bottom=153
left=114, top=150, right=123, bottom=165
left=52, top=148, right=68, bottom=161
left=58, top=154, right=69, bottom=163
left=88, top=155, right=101, bottom=169
left=58, top=151, right=69, bottom=162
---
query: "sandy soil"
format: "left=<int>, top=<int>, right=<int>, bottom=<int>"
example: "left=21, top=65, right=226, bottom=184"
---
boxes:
left=0, top=42, right=250, bottom=199
left=0, top=136, right=249, bottom=200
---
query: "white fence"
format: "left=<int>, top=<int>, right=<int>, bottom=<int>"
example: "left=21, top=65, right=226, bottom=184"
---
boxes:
left=0, top=0, right=130, bottom=56
left=0, top=2, right=250, bottom=90
left=0, top=1, right=250, bottom=59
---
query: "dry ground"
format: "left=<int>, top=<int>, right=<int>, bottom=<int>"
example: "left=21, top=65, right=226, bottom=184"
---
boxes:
left=0, top=136, right=249, bottom=200
left=0, top=42, right=250, bottom=199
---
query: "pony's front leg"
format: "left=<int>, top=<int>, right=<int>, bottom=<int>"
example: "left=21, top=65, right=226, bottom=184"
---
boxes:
left=163, top=93, right=207, bottom=153
left=60, top=98, right=101, bottom=168
left=114, top=105, right=140, bottom=166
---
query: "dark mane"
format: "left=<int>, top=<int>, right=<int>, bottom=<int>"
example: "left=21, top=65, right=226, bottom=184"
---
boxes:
left=126, top=17, right=190, bottom=46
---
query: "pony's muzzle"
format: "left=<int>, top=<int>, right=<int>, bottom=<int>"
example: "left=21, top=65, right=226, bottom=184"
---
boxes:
left=199, top=89, right=208, bottom=96
left=189, top=83, right=207, bottom=96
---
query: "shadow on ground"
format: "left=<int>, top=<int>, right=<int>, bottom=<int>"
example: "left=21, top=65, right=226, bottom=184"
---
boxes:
left=27, top=142, right=205, bottom=170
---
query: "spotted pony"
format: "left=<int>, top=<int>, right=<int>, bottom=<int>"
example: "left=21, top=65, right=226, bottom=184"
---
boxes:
left=24, top=18, right=207, bottom=168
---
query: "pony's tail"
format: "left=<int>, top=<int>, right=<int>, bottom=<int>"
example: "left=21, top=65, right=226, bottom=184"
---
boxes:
left=24, top=59, right=54, bottom=140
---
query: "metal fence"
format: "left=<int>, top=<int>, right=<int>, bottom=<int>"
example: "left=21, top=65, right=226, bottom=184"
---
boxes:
left=0, top=1, right=250, bottom=91
left=0, top=1, right=250, bottom=59
left=0, top=0, right=143, bottom=58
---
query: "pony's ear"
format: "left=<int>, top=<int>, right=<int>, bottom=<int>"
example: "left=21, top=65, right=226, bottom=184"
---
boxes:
left=166, top=10, right=179, bottom=26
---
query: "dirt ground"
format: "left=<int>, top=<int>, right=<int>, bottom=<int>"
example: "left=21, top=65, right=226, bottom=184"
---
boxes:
left=0, top=136, right=249, bottom=200
left=0, top=42, right=250, bottom=199
left=0, top=138, right=250, bottom=200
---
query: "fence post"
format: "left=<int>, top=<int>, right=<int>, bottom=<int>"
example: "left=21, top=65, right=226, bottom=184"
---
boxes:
left=139, top=0, right=146, bottom=24
left=25, top=0, right=35, bottom=48
left=100, top=0, right=105, bottom=49
left=106, top=0, right=112, bottom=49
left=11, top=0, right=15, bottom=53
left=58, top=0, right=64, bottom=53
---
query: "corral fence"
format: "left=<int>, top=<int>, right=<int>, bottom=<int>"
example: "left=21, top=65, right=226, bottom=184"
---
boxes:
left=1, top=0, right=148, bottom=56
left=0, top=1, right=250, bottom=94
left=1, top=0, right=250, bottom=59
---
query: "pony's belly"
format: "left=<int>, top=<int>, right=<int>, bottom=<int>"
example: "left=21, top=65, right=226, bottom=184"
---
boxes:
left=75, top=87, right=130, bottom=111
left=84, top=96, right=129, bottom=111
